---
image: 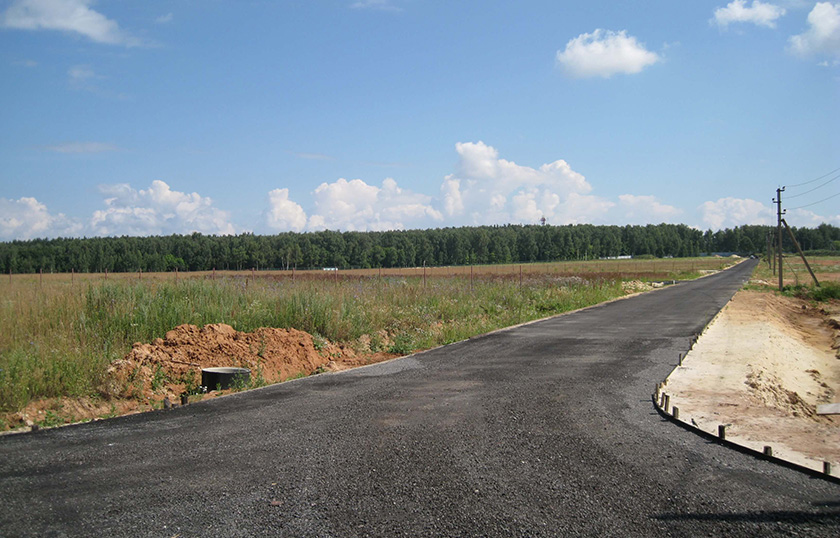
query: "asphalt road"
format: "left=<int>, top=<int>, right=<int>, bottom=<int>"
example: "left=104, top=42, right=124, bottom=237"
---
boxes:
left=2, top=258, right=839, bottom=537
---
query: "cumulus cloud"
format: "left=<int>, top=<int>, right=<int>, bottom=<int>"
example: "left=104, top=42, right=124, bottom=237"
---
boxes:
left=556, top=29, right=660, bottom=78
left=305, top=177, right=442, bottom=231
left=618, top=194, right=681, bottom=223
left=787, top=207, right=840, bottom=226
left=0, top=196, right=81, bottom=240
left=712, top=0, right=786, bottom=28
left=90, top=180, right=236, bottom=236
left=439, top=141, right=597, bottom=225
left=788, top=2, right=840, bottom=59
left=266, top=188, right=308, bottom=232
left=43, top=141, right=118, bottom=153
left=699, top=197, right=773, bottom=229
left=1, top=0, right=142, bottom=46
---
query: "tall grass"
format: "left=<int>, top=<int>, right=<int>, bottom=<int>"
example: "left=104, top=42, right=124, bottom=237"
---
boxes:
left=0, top=274, right=624, bottom=413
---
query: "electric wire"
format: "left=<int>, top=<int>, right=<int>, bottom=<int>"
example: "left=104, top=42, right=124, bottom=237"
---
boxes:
left=786, top=166, right=840, bottom=188
left=787, top=190, right=840, bottom=210
left=785, top=171, right=840, bottom=199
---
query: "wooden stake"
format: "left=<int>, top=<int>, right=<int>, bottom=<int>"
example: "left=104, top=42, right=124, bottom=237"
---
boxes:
left=763, top=446, right=773, bottom=457
left=718, top=425, right=726, bottom=440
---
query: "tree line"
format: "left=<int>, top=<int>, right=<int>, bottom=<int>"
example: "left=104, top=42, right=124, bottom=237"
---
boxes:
left=1, top=223, right=838, bottom=274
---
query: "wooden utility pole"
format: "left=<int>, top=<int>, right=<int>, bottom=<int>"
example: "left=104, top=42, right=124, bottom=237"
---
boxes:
left=766, top=232, right=772, bottom=269
left=782, top=219, right=820, bottom=287
left=773, top=187, right=785, bottom=291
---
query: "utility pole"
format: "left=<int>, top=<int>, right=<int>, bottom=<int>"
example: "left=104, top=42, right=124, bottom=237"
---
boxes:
left=766, top=231, right=772, bottom=270
left=773, top=187, right=785, bottom=291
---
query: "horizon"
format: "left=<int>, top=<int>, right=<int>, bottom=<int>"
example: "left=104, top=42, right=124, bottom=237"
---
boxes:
left=1, top=1, right=838, bottom=241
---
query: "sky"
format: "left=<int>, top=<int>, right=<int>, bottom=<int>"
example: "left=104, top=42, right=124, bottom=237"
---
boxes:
left=0, top=0, right=838, bottom=241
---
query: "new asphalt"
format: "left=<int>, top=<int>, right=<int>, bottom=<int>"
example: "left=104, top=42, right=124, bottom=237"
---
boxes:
left=2, top=258, right=838, bottom=537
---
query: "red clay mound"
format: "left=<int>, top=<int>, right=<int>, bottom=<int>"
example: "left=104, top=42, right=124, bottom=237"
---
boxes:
left=105, top=323, right=327, bottom=400
left=8, top=323, right=398, bottom=430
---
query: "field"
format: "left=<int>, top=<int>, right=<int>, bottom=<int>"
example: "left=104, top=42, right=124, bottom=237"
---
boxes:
left=0, top=257, right=736, bottom=430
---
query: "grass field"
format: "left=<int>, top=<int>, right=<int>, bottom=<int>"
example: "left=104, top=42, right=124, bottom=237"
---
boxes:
left=0, top=257, right=736, bottom=419
left=748, top=255, right=840, bottom=301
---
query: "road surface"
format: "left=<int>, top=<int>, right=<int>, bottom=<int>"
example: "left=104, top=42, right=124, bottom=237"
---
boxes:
left=2, top=258, right=838, bottom=536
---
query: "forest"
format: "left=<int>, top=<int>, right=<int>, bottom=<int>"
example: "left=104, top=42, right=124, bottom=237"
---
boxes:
left=1, top=223, right=838, bottom=274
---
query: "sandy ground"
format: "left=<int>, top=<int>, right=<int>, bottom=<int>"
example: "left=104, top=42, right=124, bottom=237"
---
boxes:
left=663, top=288, right=840, bottom=473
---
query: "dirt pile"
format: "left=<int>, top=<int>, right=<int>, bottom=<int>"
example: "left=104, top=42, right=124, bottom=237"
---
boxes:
left=105, top=323, right=328, bottom=400
left=8, top=324, right=397, bottom=430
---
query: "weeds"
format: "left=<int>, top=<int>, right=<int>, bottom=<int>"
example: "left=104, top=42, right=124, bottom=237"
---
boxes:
left=0, top=267, right=637, bottom=414
left=150, top=365, right=167, bottom=392
left=783, top=282, right=840, bottom=302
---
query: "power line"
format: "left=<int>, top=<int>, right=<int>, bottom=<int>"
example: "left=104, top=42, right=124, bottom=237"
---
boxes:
left=785, top=171, right=840, bottom=199
left=786, top=166, right=840, bottom=188
left=787, top=190, right=840, bottom=210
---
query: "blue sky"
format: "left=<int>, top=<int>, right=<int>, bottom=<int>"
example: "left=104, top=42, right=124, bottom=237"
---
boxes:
left=1, top=0, right=838, bottom=240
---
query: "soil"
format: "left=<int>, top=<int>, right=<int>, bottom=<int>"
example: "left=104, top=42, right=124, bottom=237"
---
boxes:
left=663, top=288, right=840, bottom=470
left=6, top=325, right=398, bottom=430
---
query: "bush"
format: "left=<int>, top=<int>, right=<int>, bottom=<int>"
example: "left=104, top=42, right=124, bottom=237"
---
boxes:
left=784, top=282, right=840, bottom=302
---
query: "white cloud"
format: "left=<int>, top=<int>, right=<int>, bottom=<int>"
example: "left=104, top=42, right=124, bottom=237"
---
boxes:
left=90, top=180, right=236, bottom=236
left=306, top=177, right=442, bottom=231
left=699, top=197, right=773, bottom=229
left=44, top=141, right=118, bottom=153
left=712, top=1, right=786, bottom=28
left=440, top=141, right=596, bottom=225
left=1, top=0, right=142, bottom=46
left=266, top=188, right=307, bottom=232
left=618, top=194, right=681, bottom=223
left=787, top=207, right=840, bottom=226
left=788, top=2, right=840, bottom=59
left=0, top=196, right=81, bottom=240
left=350, top=0, right=401, bottom=12
left=66, top=64, right=128, bottom=99
left=556, top=29, right=660, bottom=78
left=155, top=12, right=173, bottom=24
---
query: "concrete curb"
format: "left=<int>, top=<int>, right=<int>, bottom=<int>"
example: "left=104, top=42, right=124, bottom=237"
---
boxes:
left=652, top=287, right=839, bottom=483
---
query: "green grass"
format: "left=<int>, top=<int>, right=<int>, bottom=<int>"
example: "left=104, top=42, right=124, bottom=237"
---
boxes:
left=1, top=260, right=726, bottom=415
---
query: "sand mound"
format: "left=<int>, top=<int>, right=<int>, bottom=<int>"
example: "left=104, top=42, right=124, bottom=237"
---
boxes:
left=664, top=290, right=840, bottom=467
